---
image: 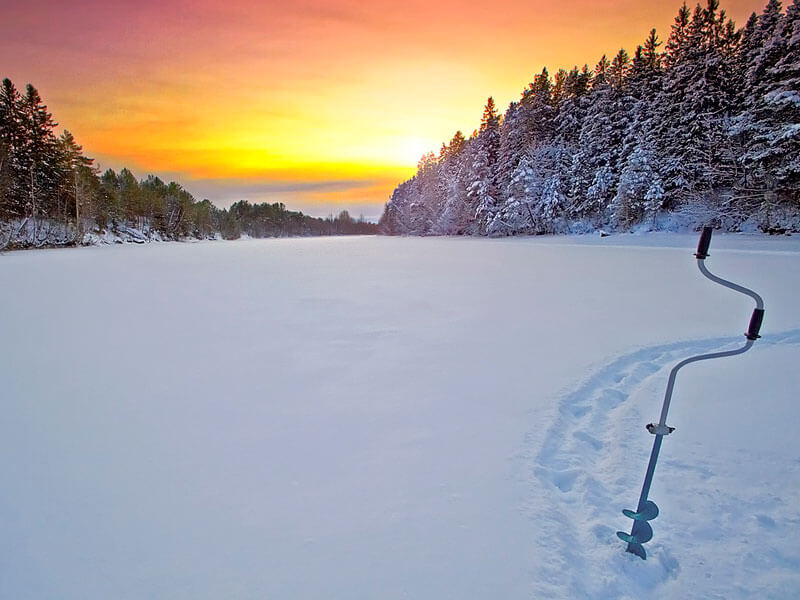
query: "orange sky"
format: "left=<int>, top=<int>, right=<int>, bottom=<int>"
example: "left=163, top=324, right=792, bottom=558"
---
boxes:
left=1, top=0, right=768, bottom=218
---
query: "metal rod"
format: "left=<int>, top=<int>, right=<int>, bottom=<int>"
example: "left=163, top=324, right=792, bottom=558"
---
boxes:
left=698, top=259, right=764, bottom=309
left=658, top=338, right=755, bottom=426
left=636, top=434, right=663, bottom=510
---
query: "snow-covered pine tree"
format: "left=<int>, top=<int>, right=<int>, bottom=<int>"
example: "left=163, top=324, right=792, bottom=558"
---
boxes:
left=738, top=0, right=800, bottom=219
left=412, top=152, right=443, bottom=235
left=570, top=54, right=628, bottom=226
left=18, top=84, right=61, bottom=237
left=555, top=66, right=591, bottom=222
left=434, top=131, right=474, bottom=234
left=470, top=98, right=501, bottom=234
left=728, top=11, right=761, bottom=213
left=520, top=68, right=557, bottom=149
left=610, top=141, right=661, bottom=228
left=770, top=0, right=800, bottom=192
left=649, top=4, right=693, bottom=210
left=643, top=177, right=665, bottom=227
left=0, top=78, right=25, bottom=220
left=552, top=68, right=568, bottom=106
left=488, top=154, right=537, bottom=236
left=59, top=130, right=96, bottom=235
left=539, top=174, right=567, bottom=232
left=496, top=101, right=527, bottom=196
left=619, top=30, right=664, bottom=225
left=609, top=48, right=632, bottom=88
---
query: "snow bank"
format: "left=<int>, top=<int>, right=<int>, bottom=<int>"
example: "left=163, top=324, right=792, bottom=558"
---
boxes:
left=0, top=218, right=215, bottom=250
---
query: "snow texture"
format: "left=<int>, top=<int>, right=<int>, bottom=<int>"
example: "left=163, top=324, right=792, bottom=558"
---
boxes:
left=1, top=233, right=799, bottom=599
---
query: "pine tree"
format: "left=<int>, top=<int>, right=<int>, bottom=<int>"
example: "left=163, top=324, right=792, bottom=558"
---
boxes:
left=539, top=172, right=568, bottom=232
left=522, top=68, right=556, bottom=145
left=488, top=154, right=536, bottom=236
left=0, top=78, right=25, bottom=219
left=98, top=168, right=121, bottom=227
left=447, top=130, right=467, bottom=156
left=738, top=0, right=800, bottom=208
left=117, top=167, right=141, bottom=225
left=470, top=98, right=501, bottom=233
left=434, top=148, right=470, bottom=234
left=569, top=55, right=628, bottom=223
left=19, top=84, right=60, bottom=238
left=59, top=130, right=96, bottom=236
left=467, top=139, right=497, bottom=234
left=609, top=49, right=632, bottom=87
left=771, top=0, right=800, bottom=191
left=496, top=101, right=526, bottom=193
left=552, top=69, right=568, bottom=106
left=665, top=2, right=692, bottom=67
left=610, top=142, right=662, bottom=228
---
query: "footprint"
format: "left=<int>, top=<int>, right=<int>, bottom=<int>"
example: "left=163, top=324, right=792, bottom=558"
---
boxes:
left=573, top=430, right=604, bottom=450
left=591, top=523, right=614, bottom=541
left=569, top=404, right=591, bottom=418
left=661, top=458, right=714, bottom=480
left=756, top=514, right=777, bottom=529
left=551, top=469, right=580, bottom=492
left=630, top=361, right=661, bottom=379
left=536, top=467, right=580, bottom=493
left=597, top=388, right=626, bottom=408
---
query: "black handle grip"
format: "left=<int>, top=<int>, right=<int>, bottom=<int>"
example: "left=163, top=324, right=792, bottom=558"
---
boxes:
left=695, top=226, right=713, bottom=259
left=746, top=308, right=764, bottom=340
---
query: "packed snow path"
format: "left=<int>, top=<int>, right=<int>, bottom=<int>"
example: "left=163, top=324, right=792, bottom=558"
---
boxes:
left=1, top=234, right=799, bottom=599
left=528, top=329, right=800, bottom=598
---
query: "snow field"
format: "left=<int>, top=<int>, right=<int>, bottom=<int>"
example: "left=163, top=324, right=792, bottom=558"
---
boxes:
left=0, top=233, right=799, bottom=599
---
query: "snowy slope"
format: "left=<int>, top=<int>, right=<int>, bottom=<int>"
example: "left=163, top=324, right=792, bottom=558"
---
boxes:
left=0, top=234, right=798, bottom=599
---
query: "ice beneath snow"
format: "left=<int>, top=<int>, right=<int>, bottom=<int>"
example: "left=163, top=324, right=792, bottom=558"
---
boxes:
left=1, top=233, right=799, bottom=599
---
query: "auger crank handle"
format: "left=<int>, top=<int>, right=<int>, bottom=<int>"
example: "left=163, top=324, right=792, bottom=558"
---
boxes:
left=695, top=226, right=713, bottom=259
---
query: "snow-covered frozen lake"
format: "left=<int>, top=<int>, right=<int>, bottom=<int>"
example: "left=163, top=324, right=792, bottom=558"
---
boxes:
left=1, top=234, right=799, bottom=599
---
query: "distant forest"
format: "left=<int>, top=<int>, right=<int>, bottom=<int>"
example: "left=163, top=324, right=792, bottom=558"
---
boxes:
left=0, top=79, right=376, bottom=249
left=380, top=0, right=800, bottom=236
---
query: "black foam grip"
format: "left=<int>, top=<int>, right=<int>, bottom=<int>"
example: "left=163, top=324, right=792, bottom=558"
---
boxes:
left=696, top=226, right=712, bottom=259
left=746, top=308, right=764, bottom=340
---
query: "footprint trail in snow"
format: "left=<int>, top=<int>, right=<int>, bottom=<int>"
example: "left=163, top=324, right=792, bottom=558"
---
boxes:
left=525, top=328, right=800, bottom=599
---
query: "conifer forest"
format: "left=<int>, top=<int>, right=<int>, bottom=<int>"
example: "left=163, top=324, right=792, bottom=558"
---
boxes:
left=0, top=80, right=376, bottom=250
left=379, top=0, right=800, bottom=236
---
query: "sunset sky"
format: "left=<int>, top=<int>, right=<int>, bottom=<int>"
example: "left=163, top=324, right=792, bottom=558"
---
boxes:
left=1, top=0, right=768, bottom=219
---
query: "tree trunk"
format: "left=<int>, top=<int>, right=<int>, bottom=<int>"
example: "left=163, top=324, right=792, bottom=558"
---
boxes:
left=30, top=167, right=37, bottom=242
left=74, top=169, right=81, bottom=243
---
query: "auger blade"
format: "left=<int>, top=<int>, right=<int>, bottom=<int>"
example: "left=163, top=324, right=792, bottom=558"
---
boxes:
left=622, top=500, right=659, bottom=522
left=631, top=520, right=653, bottom=543
left=616, top=520, right=653, bottom=550
left=627, top=541, right=647, bottom=560
left=616, top=531, right=635, bottom=543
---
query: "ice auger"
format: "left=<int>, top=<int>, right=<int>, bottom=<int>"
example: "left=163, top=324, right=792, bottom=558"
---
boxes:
left=616, top=227, right=765, bottom=559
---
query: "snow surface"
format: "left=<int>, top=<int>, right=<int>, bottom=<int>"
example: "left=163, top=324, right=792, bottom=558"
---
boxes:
left=1, top=233, right=799, bottom=599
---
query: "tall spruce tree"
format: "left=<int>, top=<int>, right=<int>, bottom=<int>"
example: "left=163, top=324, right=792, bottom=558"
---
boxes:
left=59, top=130, right=96, bottom=234
left=19, top=84, right=60, bottom=237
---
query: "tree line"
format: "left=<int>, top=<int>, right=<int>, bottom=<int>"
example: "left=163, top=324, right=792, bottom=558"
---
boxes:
left=380, top=0, right=799, bottom=236
left=0, top=79, right=376, bottom=249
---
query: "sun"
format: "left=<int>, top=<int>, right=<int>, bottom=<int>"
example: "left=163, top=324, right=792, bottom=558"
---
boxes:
left=394, top=136, right=439, bottom=167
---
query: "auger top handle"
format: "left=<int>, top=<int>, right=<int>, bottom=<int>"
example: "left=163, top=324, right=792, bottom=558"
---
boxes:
left=695, top=226, right=765, bottom=340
